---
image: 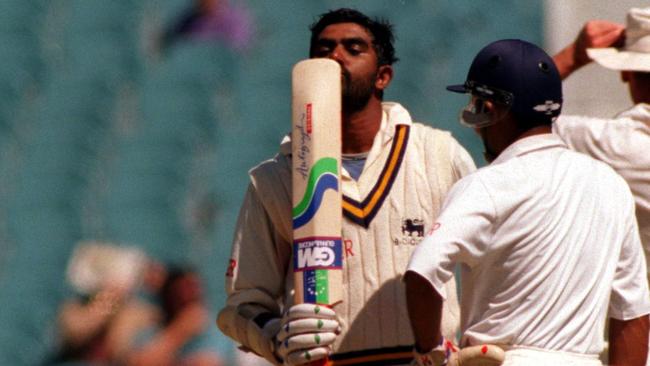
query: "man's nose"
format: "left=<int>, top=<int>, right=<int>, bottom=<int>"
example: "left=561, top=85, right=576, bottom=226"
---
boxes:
left=327, top=45, right=345, bottom=64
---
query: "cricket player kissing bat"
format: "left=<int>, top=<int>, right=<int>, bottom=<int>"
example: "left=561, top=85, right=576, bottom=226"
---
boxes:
left=292, top=58, right=343, bottom=366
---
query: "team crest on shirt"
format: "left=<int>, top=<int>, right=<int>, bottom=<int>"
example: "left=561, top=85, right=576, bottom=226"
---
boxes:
left=394, top=218, right=425, bottom=246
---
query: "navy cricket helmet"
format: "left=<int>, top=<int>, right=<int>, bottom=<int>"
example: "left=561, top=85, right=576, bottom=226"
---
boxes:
left=447, top=39, right=563, bottom=127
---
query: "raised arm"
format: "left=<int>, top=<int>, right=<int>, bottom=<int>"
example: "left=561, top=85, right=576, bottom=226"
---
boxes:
left=552, top=20, right=625, bottom=79
left=125, top=303, right=217, bottom=366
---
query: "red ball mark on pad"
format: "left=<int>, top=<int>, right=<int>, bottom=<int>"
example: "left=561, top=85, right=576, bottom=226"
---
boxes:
left=445, top=340, right=457, bottom=352
left=481, top=345, right=488, bottom=354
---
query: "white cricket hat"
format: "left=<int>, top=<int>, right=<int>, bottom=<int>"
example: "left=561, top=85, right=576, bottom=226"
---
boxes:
left=587, top=7, right=650, bottom=72
left=66, top=241, right=148, bottom=295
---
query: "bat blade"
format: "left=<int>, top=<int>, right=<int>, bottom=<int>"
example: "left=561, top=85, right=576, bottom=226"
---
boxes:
left=291, top=58, right=343, bottom=309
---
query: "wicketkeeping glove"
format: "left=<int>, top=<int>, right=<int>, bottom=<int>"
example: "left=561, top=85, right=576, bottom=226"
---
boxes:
left=275, top=303, right=341, bottom=366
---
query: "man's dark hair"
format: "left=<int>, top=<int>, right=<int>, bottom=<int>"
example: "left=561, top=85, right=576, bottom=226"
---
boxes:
left=309, top=8, right=398, bottom=66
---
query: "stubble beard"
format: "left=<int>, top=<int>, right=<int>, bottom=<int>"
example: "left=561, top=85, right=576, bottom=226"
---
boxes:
left=480, top=134, right=498, bottom=163
left=342, top=69, right=376, bottom=114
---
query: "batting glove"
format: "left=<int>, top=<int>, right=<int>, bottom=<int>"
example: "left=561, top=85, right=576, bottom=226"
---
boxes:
left=412, top=338, right=457, bottom=366
left=275, top=303, right=340, bottom=366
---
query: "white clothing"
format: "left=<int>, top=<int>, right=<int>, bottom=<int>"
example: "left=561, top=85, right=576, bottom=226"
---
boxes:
left=408, top=134, right=650, bottom=356
left=501, top=346, right=601, bottom=366
left=554, top=103, right=650, bottom=275
left=219, top=102, right=475, bottom=363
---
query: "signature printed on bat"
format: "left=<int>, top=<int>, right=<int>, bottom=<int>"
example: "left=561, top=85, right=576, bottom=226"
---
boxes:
left=295, top=110, right=311, bottom=180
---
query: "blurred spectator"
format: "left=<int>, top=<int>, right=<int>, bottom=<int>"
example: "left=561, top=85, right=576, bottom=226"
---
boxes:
left=122, top=265, right=226, bottom=366
left=54, top=283, right=132, bottom=363
left=49, top=243, right=159, bottom=364
left=161, top=0, right=254, bottom=53
left=49, top=243, right=227, bottom=365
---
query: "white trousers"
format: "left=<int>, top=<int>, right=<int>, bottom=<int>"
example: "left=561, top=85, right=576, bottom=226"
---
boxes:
left=502, top=346, right=601, bottom=366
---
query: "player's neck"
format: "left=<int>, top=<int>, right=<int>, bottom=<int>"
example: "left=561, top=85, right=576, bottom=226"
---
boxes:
left=517, top=125, right=552, bottom=140
left=342, top=98, right=382, bottom=154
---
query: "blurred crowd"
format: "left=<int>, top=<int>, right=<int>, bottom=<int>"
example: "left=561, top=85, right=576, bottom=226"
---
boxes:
left=48, top=242, right=230, bottom=366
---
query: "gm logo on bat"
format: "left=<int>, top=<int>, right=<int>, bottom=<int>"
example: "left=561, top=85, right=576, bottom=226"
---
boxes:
left=293, top=237, right=343, bottom=272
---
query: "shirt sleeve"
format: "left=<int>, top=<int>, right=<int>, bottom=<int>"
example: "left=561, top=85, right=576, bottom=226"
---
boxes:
left=553, top=114, right=635, bottom=160
left=553, top=114, right=603, bottom=151
left=609, top=197, right=650, bottom=320
left=407, top=175, right=496, bottom=299
left=223, top=183, right=290, bottom=315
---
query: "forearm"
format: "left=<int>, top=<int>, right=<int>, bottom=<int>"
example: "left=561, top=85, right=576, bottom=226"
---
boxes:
left=553, top=20, right=625, bottom=80
left=124, top=323, right=191, bottom=366
left=609, top=315, right=649, bottom=366
left=553, top=44, right=581, bottom=80
left=404, top=270, right=444, bottom=351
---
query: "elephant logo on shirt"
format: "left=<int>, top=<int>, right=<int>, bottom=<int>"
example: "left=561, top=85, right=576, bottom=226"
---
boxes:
left=402, top=218, right=424, bottom=238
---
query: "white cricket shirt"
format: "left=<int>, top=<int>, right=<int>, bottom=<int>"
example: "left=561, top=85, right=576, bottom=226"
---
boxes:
left=554, top=104, right=650, bottom=275
left=407, top=133, right=650, bottom=355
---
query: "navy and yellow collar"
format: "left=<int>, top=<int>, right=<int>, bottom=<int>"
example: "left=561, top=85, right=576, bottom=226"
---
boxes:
left=342, top=124, right=410, bottom=227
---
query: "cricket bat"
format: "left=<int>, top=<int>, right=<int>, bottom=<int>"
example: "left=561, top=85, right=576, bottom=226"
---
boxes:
left=291, top=59, right=343, bottom=365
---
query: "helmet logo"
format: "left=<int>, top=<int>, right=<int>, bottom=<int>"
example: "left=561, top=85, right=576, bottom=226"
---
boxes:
left=533, top=100, right=561, bottom=115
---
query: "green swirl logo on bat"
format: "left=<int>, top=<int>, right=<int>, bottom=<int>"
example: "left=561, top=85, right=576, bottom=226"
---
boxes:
left=292, top=157, right=338, bottom=229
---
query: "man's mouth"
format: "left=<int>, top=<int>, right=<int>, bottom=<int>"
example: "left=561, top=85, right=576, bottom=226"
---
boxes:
left=341, top=69, right=351, bottom=83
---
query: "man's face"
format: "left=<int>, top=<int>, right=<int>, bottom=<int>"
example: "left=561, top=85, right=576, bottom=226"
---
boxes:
left=623, top=71, right=650, bottom=105
left=475, top=124, right=500, bottom=163
left=311, top=22, right=380, bottom=113
left=167, top=273, right=203, bottom=314
left=467, top=100, right=512, bottom=163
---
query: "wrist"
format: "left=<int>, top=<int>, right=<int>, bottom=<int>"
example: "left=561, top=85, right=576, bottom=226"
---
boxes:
left=413, top=337, right=457, bottom=366
left=553, top=45, right=580, bottom=80
left=414, top=339, right=439, bottom=354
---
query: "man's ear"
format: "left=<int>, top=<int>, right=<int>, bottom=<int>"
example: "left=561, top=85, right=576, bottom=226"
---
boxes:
left=483, top=99, right=496, bottom=114
left=375, top=65, right=393, bottom=91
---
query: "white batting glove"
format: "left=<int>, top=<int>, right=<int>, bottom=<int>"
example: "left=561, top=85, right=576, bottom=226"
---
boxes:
left=412, top=338, right=458, bottom=366
left=275, top=303, right=340, bottom=366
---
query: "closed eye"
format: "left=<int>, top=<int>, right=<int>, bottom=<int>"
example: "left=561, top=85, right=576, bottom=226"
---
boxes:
left=343, top=39, right=368, bottom=55
left=313, top=37, right=369, bottom=57
left=313, top=39, right=335, bottom=57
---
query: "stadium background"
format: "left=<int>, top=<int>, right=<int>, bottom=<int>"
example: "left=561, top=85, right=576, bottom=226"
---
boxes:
left=0, top=0, right=638, bottom=364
